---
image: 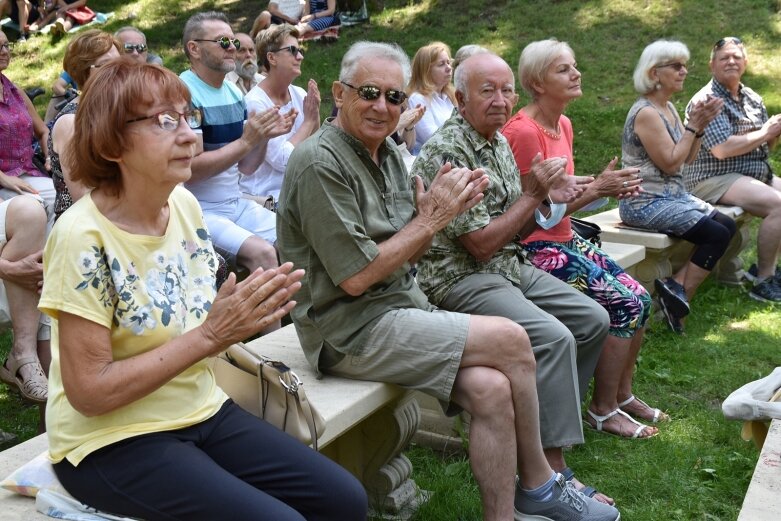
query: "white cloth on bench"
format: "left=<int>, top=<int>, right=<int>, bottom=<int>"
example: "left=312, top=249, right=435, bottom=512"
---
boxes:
left=723, top=367, right=781, bottom=421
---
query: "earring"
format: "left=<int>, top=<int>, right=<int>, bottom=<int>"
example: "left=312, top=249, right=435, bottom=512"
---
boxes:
left=655, top=82, right=661, bottom=90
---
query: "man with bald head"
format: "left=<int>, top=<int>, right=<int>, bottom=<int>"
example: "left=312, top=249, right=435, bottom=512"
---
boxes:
left=411, top=53, right=620, bottom=519
left=278, top=42, right=618, bottom=521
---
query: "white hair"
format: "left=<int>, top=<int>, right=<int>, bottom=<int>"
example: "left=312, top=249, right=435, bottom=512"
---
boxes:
left=517, top=39, right=574, bottom=99
left=339, top=41, right=411, bottom=86
left=453, top=52, right=514, bottom=102
left=633, top=40, right=690, bottom=93
left=453, top=44, right=490, bottom=71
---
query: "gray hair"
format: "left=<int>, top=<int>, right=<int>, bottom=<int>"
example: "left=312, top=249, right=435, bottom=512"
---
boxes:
left=182, top=11, right=230, bottom=60
left=453, top=52, right=513, bottom=102
left=633, top=40, right=690, bottom=93
left=452, top=44, right=489, bottom=71
left=518, top=39, right=575, bottom=99
left=114, top=26, right=146, bottom=42
left=339, top=41, right=411, bottom=86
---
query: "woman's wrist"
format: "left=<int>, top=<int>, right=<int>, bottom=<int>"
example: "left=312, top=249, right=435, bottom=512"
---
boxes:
left=685, top=125, right=704, bottom=138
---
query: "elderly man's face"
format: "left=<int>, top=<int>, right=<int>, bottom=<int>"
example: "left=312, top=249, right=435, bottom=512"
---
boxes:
left=334, top=57, right=404, bottom=153
left=234, top=33, right=258, bottom=78
left=118, top=30, right=149, bottom=63
left=710, top=41, right=747, bottom=86
left=458, top=55, right=517, bottom=140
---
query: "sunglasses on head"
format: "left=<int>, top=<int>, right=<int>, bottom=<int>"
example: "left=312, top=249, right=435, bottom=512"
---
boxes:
left=340, top=81, right=407, bottom=106
left=656, top=61, right=687, bottom=71
left=272, top=45, right=304, bottom=57
left=126, top=109, right=202, bottom=132
left=194, top=36, right=241, bottom=50
left=123, top=43, right=147, bottom=53
left=714, top=36, right=742, bottom=50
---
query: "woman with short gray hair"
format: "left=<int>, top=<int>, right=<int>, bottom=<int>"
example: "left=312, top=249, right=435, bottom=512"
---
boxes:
left=620, top=40, right=734, bottom=333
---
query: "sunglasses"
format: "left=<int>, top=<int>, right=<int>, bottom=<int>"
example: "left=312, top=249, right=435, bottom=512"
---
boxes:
left=714, top=36, right=742, bottom=49
left=126, top=109, right=202, bottom=132
left=656, top=62, right=688, bottom=72
left=123, top=43, right=147, bottom=54
left=193, top=36, right=241, bottom=50
left=340, top=81, right=407, bottom=106
left=0, top=42, right=12, bottom=52
left=272, top=45, right=304, bottom=57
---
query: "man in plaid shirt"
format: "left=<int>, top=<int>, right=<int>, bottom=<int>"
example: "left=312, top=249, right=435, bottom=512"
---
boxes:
left=683, top=37, right=781, bottom=302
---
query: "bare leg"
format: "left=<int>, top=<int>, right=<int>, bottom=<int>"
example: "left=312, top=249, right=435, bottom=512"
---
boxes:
left=452, top=315, right=552, bottom=520
left=720, top=176, right=781, bottom=279
left=3, top=197, right=47, bottom=387
left=544, top=446, right=614, bottom=505
left=586, top=333, right=656, bottom=437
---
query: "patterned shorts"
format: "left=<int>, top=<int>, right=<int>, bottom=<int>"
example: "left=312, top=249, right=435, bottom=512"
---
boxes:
left=523, top=234, right=651, bottom=338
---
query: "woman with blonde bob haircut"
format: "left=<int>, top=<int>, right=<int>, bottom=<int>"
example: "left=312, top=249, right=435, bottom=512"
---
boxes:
left=504, top=38, right=664, bottom=455
left=407, top=41, right=455, bottom=152
left=621, top=40, right=732, bottom=333
left=41, top=60, right=368, bottom=521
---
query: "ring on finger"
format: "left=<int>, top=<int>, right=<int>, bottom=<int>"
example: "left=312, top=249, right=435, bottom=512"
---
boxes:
left=622, top=181, right=629, bottom=188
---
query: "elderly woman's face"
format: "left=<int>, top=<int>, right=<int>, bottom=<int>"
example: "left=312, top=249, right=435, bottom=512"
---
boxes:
left=0, top=32, right=10, bottom=72
left=87, top=45, right=121, bottom=80
left=539, top=50, right=581, bottom=102
left=710, top=42, right=747, bottom=85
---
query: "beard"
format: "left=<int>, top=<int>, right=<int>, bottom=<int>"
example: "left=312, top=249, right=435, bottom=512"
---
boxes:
left=236, top=59, right=259, bottom=80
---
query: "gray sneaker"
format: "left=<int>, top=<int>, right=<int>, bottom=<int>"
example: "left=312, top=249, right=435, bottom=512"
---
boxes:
left=514, top=473, right=620, bottom=521
left=749, top=278, right=781, bottom=302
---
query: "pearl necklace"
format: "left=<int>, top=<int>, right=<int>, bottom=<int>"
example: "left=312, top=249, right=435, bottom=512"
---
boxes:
left=531, top=117, right=561, bottom=140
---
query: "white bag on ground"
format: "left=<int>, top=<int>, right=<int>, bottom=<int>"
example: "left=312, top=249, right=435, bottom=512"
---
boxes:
left=722, top=367, right=781, bottom=421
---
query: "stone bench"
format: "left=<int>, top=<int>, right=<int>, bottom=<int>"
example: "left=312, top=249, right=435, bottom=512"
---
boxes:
left=414, top=240, right=647, bottom=451
left=0, top=325, right=424, bottom=520
left=738, top=418, right=781, bottom=520
left=582, top=206, right=752, bottom=293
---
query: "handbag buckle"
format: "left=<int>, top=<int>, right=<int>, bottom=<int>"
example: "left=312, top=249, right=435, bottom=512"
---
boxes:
left=279, top=371, right=303, bottom=394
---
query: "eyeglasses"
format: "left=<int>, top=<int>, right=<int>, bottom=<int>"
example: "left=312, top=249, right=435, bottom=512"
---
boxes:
left=655, top=62, right=688, bottom=71
left=126, top=109, right=202, bottom=131
left=272, top=45, right=304, bottom=57
left=0, top=42, right=12, bottom=52
left=193, top=37, right=241, bottom=50
left=123, top=43, right=147, bottom=54
left=340, top=81, right=407, bottom=106
left=714, top=37, right=742, bottom=49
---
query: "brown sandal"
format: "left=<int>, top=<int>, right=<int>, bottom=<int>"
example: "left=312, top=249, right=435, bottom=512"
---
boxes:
left=0, top=355, right=48, bottom=403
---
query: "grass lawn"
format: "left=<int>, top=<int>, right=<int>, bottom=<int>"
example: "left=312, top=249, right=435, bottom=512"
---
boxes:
left=2, top=0, right=781, bottom=519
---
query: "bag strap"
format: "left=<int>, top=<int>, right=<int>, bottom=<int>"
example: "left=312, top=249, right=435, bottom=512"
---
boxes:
left=291, top=391, right=320, bottom=451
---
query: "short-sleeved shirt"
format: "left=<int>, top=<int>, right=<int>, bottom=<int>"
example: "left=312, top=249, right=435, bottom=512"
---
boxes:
left=408, top=93, right=455, bottom=154
left=276, top=120, right=432, bottom=372
left=272, top=0, right=303, bottom=20
left=683, top=78, right=773, bottom=189
left=40, top=186, right=226, bottom=465
left=0, top=74, right=45, bottom=179
left=240, top=83, right=307, bottom=199
left=410, top=112, right=525, bottom=306
left=180, top=69, right=247, bottom=205
left=502, top=110, right=574, bottom=244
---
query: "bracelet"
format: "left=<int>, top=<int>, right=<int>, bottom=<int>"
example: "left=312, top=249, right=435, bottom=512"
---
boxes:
left=404, top=127, right=414, bottom=132
left=684, top=125, right=698, bottom=135
left=685, top=125, right=705, bottom=138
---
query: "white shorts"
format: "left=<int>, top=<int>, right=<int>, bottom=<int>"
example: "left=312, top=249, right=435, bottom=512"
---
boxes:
left=0, top=175, right=55, bottom=233
left=201, top=198, right=277, bottom=256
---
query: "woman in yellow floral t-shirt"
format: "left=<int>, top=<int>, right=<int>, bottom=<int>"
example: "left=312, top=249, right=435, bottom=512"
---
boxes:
left=39, top=60, right=367, bottom=520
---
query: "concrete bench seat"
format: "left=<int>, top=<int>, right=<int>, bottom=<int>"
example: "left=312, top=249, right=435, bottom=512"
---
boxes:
left=0, top=325, right=424, bottom=520
left=582, top=205, right=752, bottom=292
left=738, top=418, right=781, bottom=520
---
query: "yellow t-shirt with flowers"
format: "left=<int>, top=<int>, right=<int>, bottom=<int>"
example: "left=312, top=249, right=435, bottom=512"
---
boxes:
left=39, top=186, right=227, bottom=465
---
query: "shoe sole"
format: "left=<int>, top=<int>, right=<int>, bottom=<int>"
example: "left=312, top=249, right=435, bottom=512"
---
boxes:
left=748, top=290, right=781, bottom=303
left=656, top=293, right=684, bottom=333
left=654, top=279, right=689, bottom=317
left=514, top=510, right=620, bottom=521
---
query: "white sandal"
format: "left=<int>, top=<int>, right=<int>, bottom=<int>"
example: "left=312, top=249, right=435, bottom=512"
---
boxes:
left=586, top=407, right=656, bottom=439
left=618, top=395, right=670, bottom=423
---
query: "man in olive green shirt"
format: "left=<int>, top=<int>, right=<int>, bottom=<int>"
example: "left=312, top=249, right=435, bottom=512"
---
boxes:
left=278, top=42, right=619, bottom=521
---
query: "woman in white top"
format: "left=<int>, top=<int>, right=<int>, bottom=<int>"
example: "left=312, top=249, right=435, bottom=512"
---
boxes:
left=240, top=24, right=320, bottom=202
left=407, top=41, right=455, bottom=153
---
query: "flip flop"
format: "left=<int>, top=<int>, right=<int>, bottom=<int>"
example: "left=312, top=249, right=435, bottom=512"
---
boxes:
left=585, top=407, right=657, bottom=439
left=618, top=395, right=670, bottom=423
left=0, top=355, right=48, bottom=403
left=560, top=467, right=615, bottom=506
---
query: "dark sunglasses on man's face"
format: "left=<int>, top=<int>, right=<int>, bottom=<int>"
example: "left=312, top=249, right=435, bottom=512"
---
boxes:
left=340, top=81, right=407, bottom=106
left=123, top=43, right=147, bottom=54
left=714, top=36, right=742, bottom=50
left=193, top=36, right=241, bottom=50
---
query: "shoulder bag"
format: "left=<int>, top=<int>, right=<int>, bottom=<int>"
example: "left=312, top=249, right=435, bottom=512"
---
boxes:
left=212, top=342, right=325, bottom=449
left=571, top=217, right=602, bottom=248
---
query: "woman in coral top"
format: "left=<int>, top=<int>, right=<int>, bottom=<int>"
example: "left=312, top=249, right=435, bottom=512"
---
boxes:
left=503, top=39, right=667, bottom=444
